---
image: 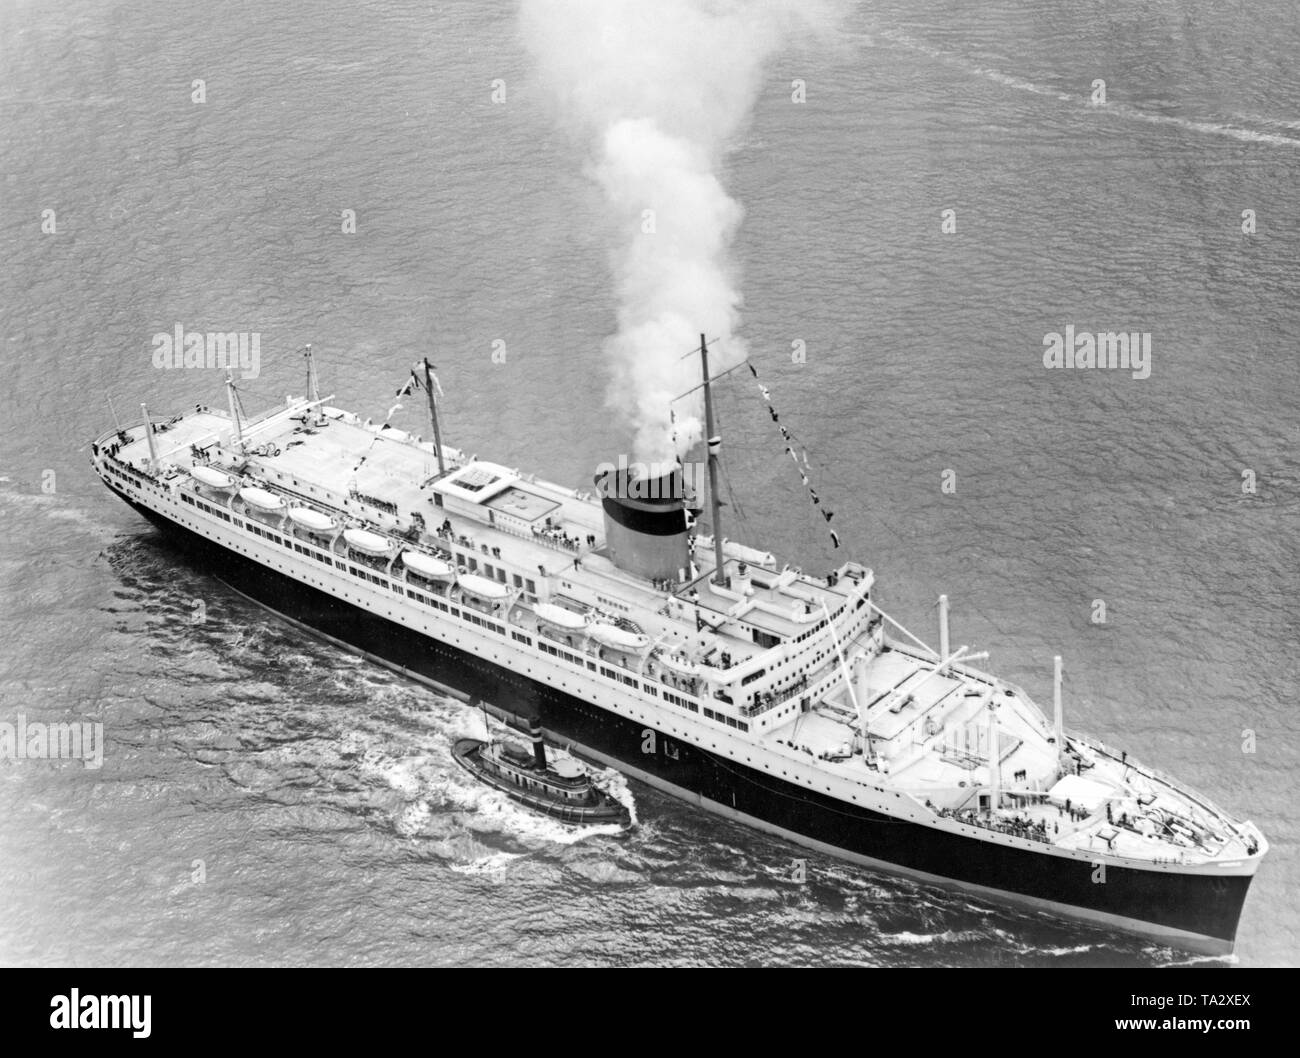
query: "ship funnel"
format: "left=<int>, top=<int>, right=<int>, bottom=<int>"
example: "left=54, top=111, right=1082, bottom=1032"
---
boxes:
left=528, top=715, right=547, bottom=770
left=595, top=462, right=691, bottom=583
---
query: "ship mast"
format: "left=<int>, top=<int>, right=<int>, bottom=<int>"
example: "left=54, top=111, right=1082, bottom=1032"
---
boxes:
left=988, top=706, right=1000, bottom=812
left=224, top=372, right=244, bottom=451
left=304, top=343, right=323, bottom=424
left=700, top=334, right=727, bottom=588
left=420, top=357, right=447, bottom=477
left=1052, top=655, right=1064, bottom=749
left=141, top=403, right=159, bottom=473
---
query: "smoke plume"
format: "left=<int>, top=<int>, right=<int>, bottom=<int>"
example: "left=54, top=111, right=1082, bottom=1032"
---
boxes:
left=520, top=0, right=835, bottom=466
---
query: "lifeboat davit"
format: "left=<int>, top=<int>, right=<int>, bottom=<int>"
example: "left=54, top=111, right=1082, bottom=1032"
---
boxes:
left=588, top=623, right=650, bottom=652
left=401, top=550, right=455, bottom=580
left=240, top=486, right=286, bottom=512
left=458, top=573, right=511, bottom=600
left=343, top=527, right=392, bottom=555
left=533, top=602, right=587, bottom=630
left=288, top=507, right=337, bottom=535
left=191, top=465, right=235, bottom=490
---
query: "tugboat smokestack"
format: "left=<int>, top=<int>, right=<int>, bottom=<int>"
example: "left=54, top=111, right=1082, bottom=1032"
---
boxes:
left=529, top=715, right=547, bottom=770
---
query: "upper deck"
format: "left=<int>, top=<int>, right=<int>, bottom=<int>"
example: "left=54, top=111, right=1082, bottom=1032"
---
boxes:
left=96, top=397, right=852, bottom=668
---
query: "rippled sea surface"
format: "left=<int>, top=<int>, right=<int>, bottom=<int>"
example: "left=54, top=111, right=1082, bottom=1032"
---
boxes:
left=1, top=0, right=1297, bottom=966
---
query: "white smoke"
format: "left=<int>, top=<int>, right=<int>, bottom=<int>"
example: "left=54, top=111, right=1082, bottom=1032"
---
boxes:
left=520, top=0, right=838, bottom=465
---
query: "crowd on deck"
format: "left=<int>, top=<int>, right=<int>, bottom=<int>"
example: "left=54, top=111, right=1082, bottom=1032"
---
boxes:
left=532, top=518, right=585, bottom=552
left=350, top=488, right=398, bottom=516
left=937, top=806, right=1057, bottom=844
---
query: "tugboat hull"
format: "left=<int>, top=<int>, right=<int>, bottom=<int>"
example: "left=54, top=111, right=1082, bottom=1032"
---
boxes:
left=451, top=738, right=630, bottom=826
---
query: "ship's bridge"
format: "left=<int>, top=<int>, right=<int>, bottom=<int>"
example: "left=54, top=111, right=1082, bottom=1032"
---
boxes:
left=677, top=558, right=870, bottom=648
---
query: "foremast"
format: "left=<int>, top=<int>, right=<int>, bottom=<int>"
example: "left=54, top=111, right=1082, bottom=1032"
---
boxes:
left=699, top=334, right=727, bottom=589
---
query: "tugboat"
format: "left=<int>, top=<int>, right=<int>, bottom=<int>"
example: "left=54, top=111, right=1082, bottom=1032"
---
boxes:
left=453, top=713, right=631, bottom=827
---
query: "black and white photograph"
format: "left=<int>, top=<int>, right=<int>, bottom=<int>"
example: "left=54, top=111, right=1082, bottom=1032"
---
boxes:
left=1, top=0, right=1294, bottom=991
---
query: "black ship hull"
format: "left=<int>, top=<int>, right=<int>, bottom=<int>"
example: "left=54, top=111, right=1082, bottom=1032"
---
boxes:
left=111, top=486, right=1252, bottom=954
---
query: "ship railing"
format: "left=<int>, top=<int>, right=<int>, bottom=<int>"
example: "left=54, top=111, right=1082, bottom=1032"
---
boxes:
left=93, top=418, right=149, bottom=451
left=742, top=673, right=812, bottom=717
left=490, top=519, right=586, bottom=555
left=934, top=806, right=1215, bottom=864
left=102, top=451, right=159, bottom=484
left=742, top=663, right=828, bottom=718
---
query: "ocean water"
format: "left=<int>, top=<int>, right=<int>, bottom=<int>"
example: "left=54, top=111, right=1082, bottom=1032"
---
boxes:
left=1, top=0, right=1297, bottom=966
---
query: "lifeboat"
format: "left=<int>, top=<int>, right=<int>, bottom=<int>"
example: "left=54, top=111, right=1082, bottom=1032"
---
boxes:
left=534, top=602, right=587, bottom=630
left=729, top=543, right=777, bottom=568
left=343, top=527, right=392, bottom=555
left=458, top=573, right=511, bottom=600
left=401, top=550, right=455, bottom=580
left=191, top=465, right=235, bottom=490
left=659, top=651, right=701, bottom=676
left=657, top=652, right=724, bottom=684
left=288, top=507, right=337, bottom=535
left=696, top=534, right=776, bottom=569
left=240, top=486, right=286, bottom=512
left=588, top=623, right=649, bottom=652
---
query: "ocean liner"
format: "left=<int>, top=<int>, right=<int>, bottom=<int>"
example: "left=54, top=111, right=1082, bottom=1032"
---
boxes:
left=91, top=340, right=1266, bottom=955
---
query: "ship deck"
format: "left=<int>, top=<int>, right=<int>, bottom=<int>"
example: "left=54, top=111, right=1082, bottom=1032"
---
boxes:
left=765, top=641, right=1262, bottom=865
